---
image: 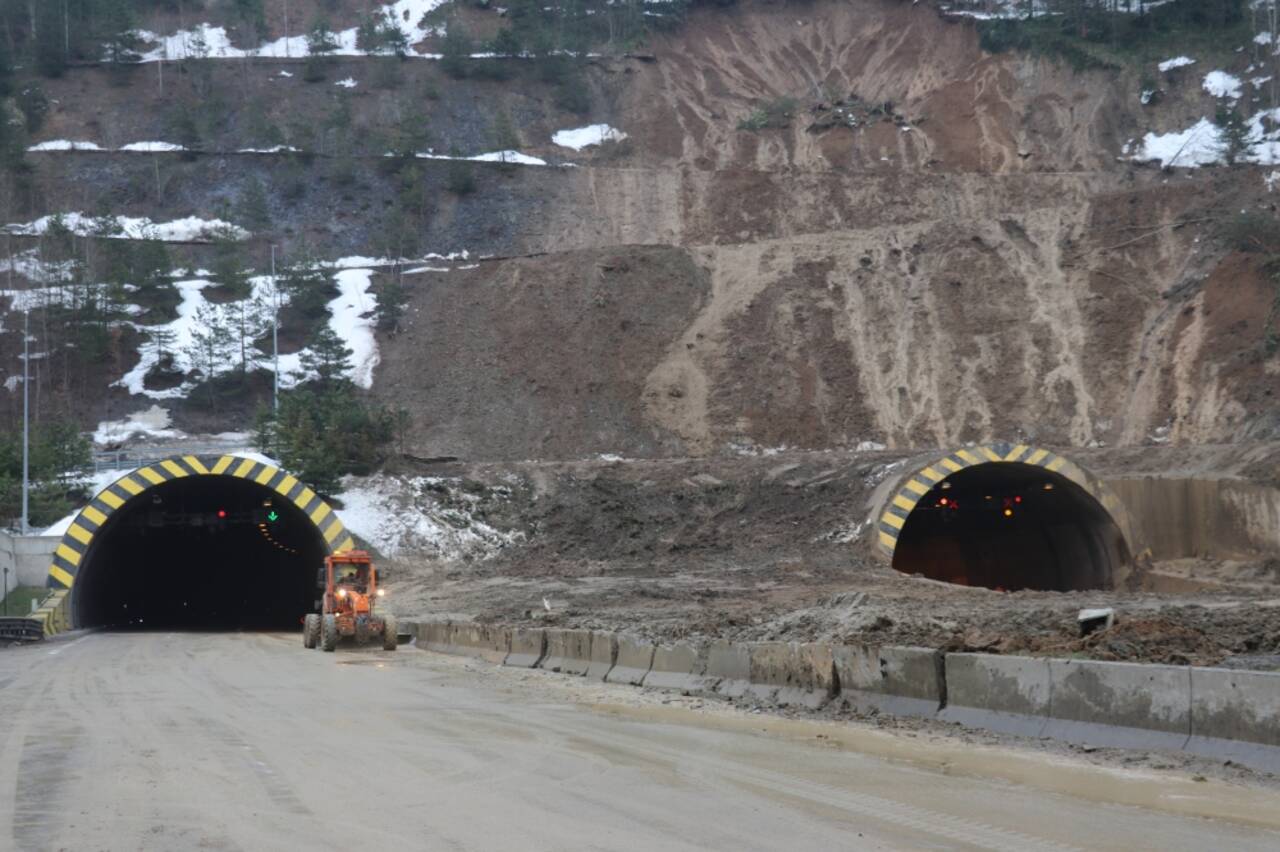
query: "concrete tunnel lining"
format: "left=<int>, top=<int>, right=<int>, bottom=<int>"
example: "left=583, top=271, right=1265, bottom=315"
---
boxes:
left=46, top=455, right=356, bottom=629
left=878, top=444, right=1135, bottom=591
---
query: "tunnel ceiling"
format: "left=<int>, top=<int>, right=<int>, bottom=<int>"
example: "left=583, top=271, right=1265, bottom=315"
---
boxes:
left=878, top=444, right=1134, bottom=592
left=48, top=455, right=356, bottom=629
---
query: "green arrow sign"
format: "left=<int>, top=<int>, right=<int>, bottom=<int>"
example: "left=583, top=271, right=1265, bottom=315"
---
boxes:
left=267, top=510, right=279, bottom=522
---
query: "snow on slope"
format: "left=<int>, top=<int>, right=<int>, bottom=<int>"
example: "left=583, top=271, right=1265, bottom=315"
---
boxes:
left=552, top=124, right=627, bottom=150
left=119, top=141, right=187, bottom=152
left=1203, top=70, right=1242, bottom=100
left=328, top=269, right=380, bottom=390
left=135, top=0, right=450, bottom=62
left=93, top=405, right=183, bottom=445
left=114, top=259, right=383, bottom=399
left=2, top=213, right=248, bottom=242
left=335, top=474, right=523, bottom=560
left=1131, top=108, right=1280, bottom=168
left=27, top=140, right=103, bottom=151
left=1131, top=118, right=1225, bottom=168
left=1158, top=56, right=1196, bottom=72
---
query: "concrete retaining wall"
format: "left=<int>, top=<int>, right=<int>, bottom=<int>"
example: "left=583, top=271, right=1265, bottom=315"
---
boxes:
left=644, top=641, right=717, bottom=693
left=939, top=654, right=1052, bottom=736
left=834, top=645, right=945, bottom=717
left=747, top=642, right=836, bottom=708
left=586, top=632, right=618, bottom=681
left=0, top=532, right=60, bottom=596
left=411, top=623, right=1280, bottom=774
left=539, top=629, right=594, bottom=676
left=441, top=623, right=512, bottom=664
left=1185, top=667, right=1280, bottom=771
left=505, top=628, right=546, bottom=668
left=605, top=636, right=655, bottom=686
left=707, top=640, right=752, bottom=699
left=1043, top=658, right=1191, bottom=751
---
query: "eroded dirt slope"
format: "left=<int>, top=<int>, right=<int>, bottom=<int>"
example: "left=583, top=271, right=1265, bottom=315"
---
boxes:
left=365, top=0, right=1280, bottom=457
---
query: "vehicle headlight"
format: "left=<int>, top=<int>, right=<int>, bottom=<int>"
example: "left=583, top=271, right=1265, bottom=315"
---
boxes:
left=337, top=589, right=347, bottom=599
left=376, top=589, right=386, bottom=597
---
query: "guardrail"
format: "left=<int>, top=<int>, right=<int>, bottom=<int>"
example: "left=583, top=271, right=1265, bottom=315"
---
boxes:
left=0, top=617, right=44, bottom=641
left=90, top=444, right=251, bottom=474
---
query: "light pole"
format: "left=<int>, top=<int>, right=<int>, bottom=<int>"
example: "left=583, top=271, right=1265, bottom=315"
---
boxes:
left=21, top=309, right=30, bottom=537
left=271, top=245, right=279, bottom=414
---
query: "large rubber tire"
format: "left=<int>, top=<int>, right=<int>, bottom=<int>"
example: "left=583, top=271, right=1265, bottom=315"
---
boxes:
left=303, top=614, right=320, bottom=649
left=382, top=615, right=398, bottom=651
left=321, top=614, right=338, bottom=652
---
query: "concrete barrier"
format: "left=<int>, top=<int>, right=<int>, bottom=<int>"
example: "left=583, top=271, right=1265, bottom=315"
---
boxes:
left=707, top=640, right=753, bottom=699
left=747, top=643, right=836, bottom=708
left=1185, top=667, right=1280, bottom=772
left=539, top=629, right=594, bottom=676
left=419, top=621, right=453, bottom=653
left=939, top=653, right=1051, bottom=737
left=645, top=641, right=718, bottom=693
left=1043, top=658, right=1191, bottom=751
left=444, top=623, right=512, bottom=664
left=605, top=636, right=655, bottom=686
left=834, top=646, right=944, bottom=717
left=586, top=632, right=619, bottom=681
left=504, top=628, right=546, bottom=668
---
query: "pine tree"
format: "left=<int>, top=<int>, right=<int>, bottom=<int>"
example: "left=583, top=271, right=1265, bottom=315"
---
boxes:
left=441, top=21, right=473, bottom=78
left=185, top=303, right=236, bottom=407
left=298, top=324, right=354, bottom=389
left=307, top=18, right=340, bottom=55
left=1216, top=106, right=1251, bottom=165
left=491, top=107, right=521, bottom=166
left=210, top=231, right=252, bottom=299
left=100, top=0, right=140, bottom=64
left=238, top=177, right=271, bottom=231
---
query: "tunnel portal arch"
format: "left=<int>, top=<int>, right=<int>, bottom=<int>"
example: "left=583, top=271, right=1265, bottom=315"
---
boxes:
left=877, top=443, right=1135, bottom=591
left=47, top=455, right=356, bottom=629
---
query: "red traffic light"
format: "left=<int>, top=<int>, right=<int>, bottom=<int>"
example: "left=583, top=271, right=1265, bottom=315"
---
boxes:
left=217, top=509, right=227, bottom=519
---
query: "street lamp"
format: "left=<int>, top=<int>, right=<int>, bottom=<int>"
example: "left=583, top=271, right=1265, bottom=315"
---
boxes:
left=21, top=308, right=29, bottom=537
left=271, top=245, right=279, bottom=414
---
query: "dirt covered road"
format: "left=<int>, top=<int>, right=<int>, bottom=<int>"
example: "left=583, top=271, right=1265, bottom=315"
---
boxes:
left=3, top=631, right=1280, bottom=851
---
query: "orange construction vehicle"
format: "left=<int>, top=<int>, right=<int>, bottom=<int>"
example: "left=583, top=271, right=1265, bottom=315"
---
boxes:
left=303, top=550, right=397, bottom=652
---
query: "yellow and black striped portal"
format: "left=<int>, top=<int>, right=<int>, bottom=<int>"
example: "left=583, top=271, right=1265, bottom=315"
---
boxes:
left=47, top=454, right=355, bottom=592
left=876, top=443, right=1134, bottom=559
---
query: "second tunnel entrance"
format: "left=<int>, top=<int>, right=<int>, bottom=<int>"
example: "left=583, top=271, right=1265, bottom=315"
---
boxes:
left=888, top=462, right=1130, bottom=592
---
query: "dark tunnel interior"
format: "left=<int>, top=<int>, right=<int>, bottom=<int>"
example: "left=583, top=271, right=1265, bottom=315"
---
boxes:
left=891, top=463, right=1130, bottom=592
left=72, top=476, right=327, bottom=629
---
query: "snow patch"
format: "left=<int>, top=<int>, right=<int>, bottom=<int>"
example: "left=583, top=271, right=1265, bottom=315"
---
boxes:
left=236, top=145, right=301, bottom=154
left=328, top=269, right=380, bottom=390
left=1158, top=56, right=1196, bottom=72
left=93, top=405, right=183, bottom=446
left=27, top=140, right=103, bottom=151
left=551, top=123, right=627, bottom=150
left=1130, top=118, right=1224, bottom=168
left=1203, top=70, right=1243, bottom=100
left=334, top=474, right=523, bottom=560
left=334, top=77, right=358, bottom=88
left=135, top=0, right=451, bottom=61
left=2, top=212, right=248, bottom=242
left=119, top=141, right=187, bottom=152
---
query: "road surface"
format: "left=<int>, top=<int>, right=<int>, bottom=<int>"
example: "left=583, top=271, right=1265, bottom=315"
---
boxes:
left=1, top=631, right=1279, bottom=851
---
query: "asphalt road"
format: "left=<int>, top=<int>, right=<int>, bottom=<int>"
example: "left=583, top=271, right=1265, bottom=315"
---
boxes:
left=2, top=632, right=1279, bottom=851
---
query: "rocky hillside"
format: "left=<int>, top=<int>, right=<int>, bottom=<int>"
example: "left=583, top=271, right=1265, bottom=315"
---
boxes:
left=2, top=0, right=1279, bottom=458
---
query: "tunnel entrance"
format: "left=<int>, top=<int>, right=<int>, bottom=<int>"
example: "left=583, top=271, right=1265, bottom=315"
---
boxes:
left=889, top=463, right=1130, bottom=592
left=48, top=455, right=355, bottom=631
